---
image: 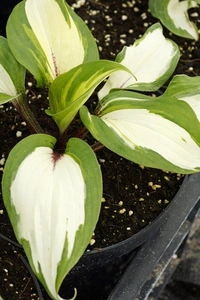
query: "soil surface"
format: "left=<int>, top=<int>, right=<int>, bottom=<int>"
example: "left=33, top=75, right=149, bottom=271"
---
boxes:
left=0, top=0, right=199, bottom=299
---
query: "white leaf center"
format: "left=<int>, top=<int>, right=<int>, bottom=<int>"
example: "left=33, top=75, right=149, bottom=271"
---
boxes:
left=102, top=109, right=200, bottom=170
left=11, top=147, right=85, bottom=298
left=0, top=64, right=17, bottom=96
left=25, top=0, right=85, bottom=78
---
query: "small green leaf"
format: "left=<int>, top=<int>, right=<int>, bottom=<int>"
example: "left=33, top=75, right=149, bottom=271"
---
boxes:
left=2, top=134, right=102, bottom=300
left=80, top=91, right=200, bottom=173
left=98, top=23, right=180, bottom=100
left=164, top=74, right=200, bottom=121
left=148, top=0, right=199, bottom=40
left=47, top=60, right=131, bottom=133
left=164, top=74, right=200, bottom=98
left=0, top=37, right=25, bottom=104
left=7, top=0, right=99, bottom=87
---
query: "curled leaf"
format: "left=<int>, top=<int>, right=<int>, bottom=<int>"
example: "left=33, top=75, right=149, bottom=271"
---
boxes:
left=98, top=23, right=180, bottom=100
left=47, top=60, right=131, bottom=133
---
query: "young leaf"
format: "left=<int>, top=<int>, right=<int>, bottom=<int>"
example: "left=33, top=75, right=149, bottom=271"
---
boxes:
left=80, top=91, right=200, bottom=174
left=0, top=37, right=25, bottom=104
left=47, top=60, right=131, bottom=133
left=6, top=0, right=99, bottom=87
left=98, top=23, right=180, bottom=100
left=2, top=134, right=102, bottom=300
left=148, top=0, right=199, bottom=40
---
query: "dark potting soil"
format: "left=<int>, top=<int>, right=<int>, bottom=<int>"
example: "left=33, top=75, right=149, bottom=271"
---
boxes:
left=0, top=0, right=200, bottom=299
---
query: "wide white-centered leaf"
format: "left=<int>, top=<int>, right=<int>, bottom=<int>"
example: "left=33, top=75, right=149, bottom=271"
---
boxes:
left=11, top=146, right=84, bottom=298
left=98, top=23, right=179, bottom=100
left=80, top=90, right=200, bottom=173
left=7, top=0, right=99, bottom=86
left=2, top=134, right=102, bottom=300
left=148, top=0, right=199, bottom=40
left=25, top=0, right=85, bottom=77
left=101, top=109, right=200, bottom=171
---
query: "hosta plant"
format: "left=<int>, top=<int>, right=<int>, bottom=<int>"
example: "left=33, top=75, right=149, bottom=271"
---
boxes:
left=1, top=0, right=200, bottom=299
left=148, top=0, right=200, bottom=40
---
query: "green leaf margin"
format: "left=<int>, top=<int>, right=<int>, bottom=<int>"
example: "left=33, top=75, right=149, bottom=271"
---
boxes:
left=47, top=60, right=131, bottom=133
left=80, top=91, right=200, bottom=174
left=0, top=36, right=25, bottom=103
left=148, top=0, right=199, bottom=40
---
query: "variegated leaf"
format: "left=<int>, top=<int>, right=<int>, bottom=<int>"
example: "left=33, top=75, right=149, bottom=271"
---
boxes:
left=2, top=134, right=102, bottom=300
left=80, top=91, right=200, bottom=173
left=148, top=0, right=199, bottom=40
left=47, top=60, right=131, bottom=133
left=98, top=23, right=180, bottom=100
left=7, top=0, right=99, bottom=86
left=0, top=37, right=25, bottom=104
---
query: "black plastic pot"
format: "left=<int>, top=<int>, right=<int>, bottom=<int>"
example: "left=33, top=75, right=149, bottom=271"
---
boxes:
left=108, top=173, right=200, bottom=300
left=59, top=173, right=200, bottom=300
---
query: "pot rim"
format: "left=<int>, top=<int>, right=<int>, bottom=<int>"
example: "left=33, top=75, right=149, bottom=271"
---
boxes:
left=84, top=174, right=191, bottom=257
